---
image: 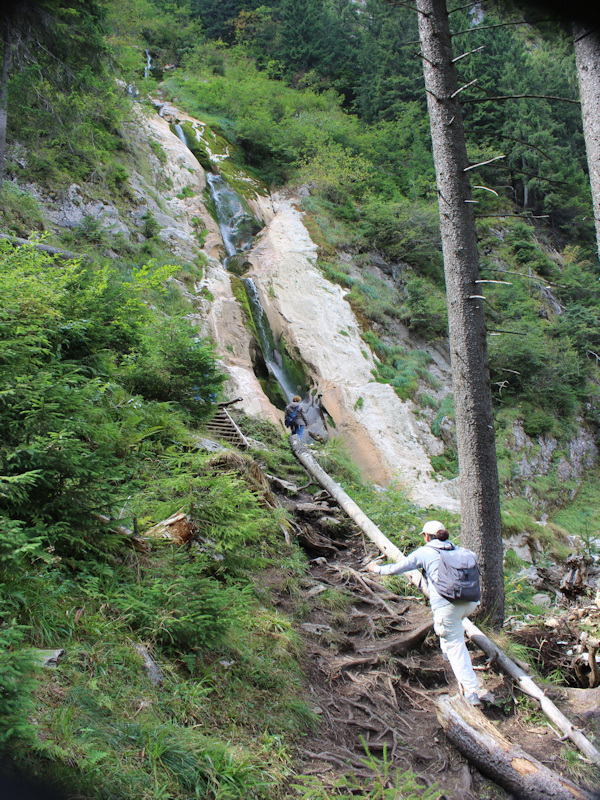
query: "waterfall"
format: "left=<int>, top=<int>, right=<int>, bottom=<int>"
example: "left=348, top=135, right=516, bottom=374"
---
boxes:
left=173, top=124, right=188, bottom=148
left=167, top=122, right=323, bottom=434
left=144, top=50, right=152, bottom=80
left=243, top=278, right=299, bottom=402
left=206, top=173, right=257, bottom=257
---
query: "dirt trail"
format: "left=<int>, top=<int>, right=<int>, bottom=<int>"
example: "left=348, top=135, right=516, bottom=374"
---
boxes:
left=267, top=485, right=597, bottom=799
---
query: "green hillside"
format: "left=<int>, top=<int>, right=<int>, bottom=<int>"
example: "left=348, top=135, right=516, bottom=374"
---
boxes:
left=1, top=1, right=599, bottom=797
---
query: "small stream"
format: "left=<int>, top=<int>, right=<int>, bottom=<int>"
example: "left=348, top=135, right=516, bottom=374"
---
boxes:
left=243, top=277, right=299, bottom=402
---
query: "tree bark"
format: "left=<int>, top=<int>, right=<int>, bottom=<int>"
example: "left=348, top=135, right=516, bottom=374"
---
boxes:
left=416, top=0, right=504, bottom=627
left=436, top=695, right=597, bottom=799
left=0, top=18, right=11, bottom=197
left=573, top=22, right=600, bottom=262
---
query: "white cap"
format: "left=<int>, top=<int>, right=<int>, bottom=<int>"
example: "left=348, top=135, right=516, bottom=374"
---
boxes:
left=421, top=520, right=446, bottom=536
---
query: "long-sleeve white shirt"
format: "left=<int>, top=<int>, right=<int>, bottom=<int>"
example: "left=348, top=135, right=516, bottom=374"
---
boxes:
left=376, top=539, right=456, bottom=611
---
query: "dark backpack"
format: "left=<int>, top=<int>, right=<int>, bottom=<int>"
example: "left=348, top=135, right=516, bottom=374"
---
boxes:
left=427, top=543, right=481, bottom=602
left=284, top=405, right=299, bottom=428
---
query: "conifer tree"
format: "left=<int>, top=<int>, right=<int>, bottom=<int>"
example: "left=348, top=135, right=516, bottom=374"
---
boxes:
left=573, top=21, right=600, bottom=261
left=279, top=0, right=325, bottom=75
left=416, top=0, right=504, bottom=627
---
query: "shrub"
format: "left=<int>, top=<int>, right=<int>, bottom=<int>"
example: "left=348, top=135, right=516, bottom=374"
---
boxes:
left=122, top=315, right=225, bottom=417
left=116, top=555, right=237, bottom=653
left=403, top=277, right=448, bottom=339
left=0, top=625, right=38, bottom=746
left=141, top=211, right=160, bottom=238
left=361, top=198, right=444, bottom=283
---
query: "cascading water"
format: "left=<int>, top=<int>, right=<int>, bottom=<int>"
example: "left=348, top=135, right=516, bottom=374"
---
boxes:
left=173, top=124, right=188, bottom=148
left=206, top=173, right=258, bottom=259
left=167, top=121, right=324, bottom=434
left=144, top=50, right=152, bottom=80
left=204, top=176, right=310, bottom=408
left=243, top=278, right=299, bottom=402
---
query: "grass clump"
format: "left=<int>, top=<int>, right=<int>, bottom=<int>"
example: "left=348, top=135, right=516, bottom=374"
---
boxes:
left=362, top=331, right=440, bottom=402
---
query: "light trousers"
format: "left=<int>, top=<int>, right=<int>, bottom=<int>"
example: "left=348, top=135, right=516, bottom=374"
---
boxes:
left=433, top=600, right=479, bottom=695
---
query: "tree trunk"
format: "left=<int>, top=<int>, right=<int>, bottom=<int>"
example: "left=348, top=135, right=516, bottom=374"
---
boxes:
left=0, top=19, right=11, bottom=198
left=416, top=0, right=504, bottom=627
left=0, top=233, right=83, bottom=261
left=522, top=155, right=529, bottom=210
left=573, top=22, right=600, bottom=262
left=436, top=694, right=597, bottom=800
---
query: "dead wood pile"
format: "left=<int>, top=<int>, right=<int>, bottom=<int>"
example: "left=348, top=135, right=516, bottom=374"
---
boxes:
left=512, top=606, right=600, bottom=689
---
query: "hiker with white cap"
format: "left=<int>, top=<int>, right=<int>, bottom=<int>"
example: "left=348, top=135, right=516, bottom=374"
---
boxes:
left=367, top=520, right=489, bottom=706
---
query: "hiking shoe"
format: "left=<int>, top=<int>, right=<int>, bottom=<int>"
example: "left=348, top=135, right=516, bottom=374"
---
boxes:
left=478, top=690, right=495, bottom=705
left=465, top=692, right=482, bottom=707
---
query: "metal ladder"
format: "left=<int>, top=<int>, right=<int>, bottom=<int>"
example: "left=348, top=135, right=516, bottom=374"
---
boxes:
left=205, top=405, right=249, bottom=450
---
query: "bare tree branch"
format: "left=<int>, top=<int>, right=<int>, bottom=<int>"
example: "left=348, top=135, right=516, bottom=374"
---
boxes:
left=464, top=154, right=505, bottom=171
left=452, top=44, right=485, bottom=62
left=451, top=19, right=559, bottom=36
left=462, top=92, right=579, bottom=104
left=497, top=134, right=553, bottom=160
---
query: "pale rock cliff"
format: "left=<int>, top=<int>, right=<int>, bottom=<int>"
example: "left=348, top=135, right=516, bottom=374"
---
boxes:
left=243, top=193, right=460, bottom=510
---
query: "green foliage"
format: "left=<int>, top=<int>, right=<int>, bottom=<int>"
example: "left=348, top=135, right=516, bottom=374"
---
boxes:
left=141, top=210, right=160, bottom=238
left=105, top=0, right=203, bottom=66
left=0, top=243, right=223, bottom=561
left=488, top=319, right=580, bottom=416
left=4, top=5, right=600, bottom=795
left=0, top=184, right=46, bottom=237
left=431, top=394, right=454, bottom=438
left=370, top=342, right=437, bottom=402
left=293, top=740, right=442, bottom=799
left=360, top=199, right=443, bottom=280
left=114, top=553, right=238, bottom=653
left=403, top=277, right=448, bottom=340
left=345, top=482, right=457, bottom=555
left=312, top=437, right=363, bottom=485
left=122, top=314, right=224, bottom=415
left=6, top=1, right=129, bottom=189
left=176, top=185, right=195, bottom=199
left=0, top=625, right=38, bottom=746
left=346, top=272, right=404, bottom=327
left=430, top=449, right=459, bottom=480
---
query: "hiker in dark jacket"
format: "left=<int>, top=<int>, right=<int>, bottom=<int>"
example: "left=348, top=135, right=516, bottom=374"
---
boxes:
left=284, top=395, right=308, bottom=440
left=367, top=520, right=489, bottom=706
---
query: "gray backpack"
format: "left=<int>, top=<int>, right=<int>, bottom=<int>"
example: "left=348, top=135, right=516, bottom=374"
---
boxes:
left=427, top=543, right=481, bottom=602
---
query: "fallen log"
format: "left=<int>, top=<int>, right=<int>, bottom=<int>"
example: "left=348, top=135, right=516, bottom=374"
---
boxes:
left=290, top=435, right=600, bottom=767
left=435, top=694, right=597, bottom=800
left=144, top=510, right=194, bottom=544
left=289, top=436, right=426, bottom=594
left=94, top=513, right=150, bottom=551
left=464, top=620, right=600, bottom=766
left=32, top=648, right=65, bottom=667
